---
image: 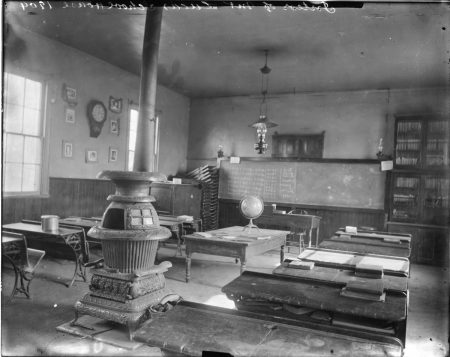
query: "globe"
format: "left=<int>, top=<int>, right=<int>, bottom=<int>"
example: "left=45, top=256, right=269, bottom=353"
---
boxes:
left=239, top=195, right=264, bottom=231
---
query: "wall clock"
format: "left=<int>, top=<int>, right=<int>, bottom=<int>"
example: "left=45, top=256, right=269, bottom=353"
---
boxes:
left=87, top=100, right=107, bottom=138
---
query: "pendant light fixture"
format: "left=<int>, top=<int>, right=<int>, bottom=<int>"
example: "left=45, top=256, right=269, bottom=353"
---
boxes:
left=250, top=50, right=278, bottom=154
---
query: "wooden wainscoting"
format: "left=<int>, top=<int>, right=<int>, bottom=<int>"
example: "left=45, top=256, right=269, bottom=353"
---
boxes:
left=2, top=177, right=114, bottom=224
left=218, top=199, right=386, bottom=247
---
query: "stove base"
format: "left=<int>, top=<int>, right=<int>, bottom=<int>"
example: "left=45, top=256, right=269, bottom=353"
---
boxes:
left=72, top=263, right=172, bottom=340
left=73, top=288, right=167, bottom=340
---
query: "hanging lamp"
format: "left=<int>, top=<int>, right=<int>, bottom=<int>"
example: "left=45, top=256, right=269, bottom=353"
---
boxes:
left=250, top=50, right=278, bottom=154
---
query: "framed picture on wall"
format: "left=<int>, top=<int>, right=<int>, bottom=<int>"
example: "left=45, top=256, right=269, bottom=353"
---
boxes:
left=109, top=147, right=118, bottom=163
left=62, top=83, right=78, bottom=106
left=62, top=140, right=73, bottom=158
left=65, top=108, right=75, bottom=124
left=85, top=149, right=98, bottom=163
left=110, top=118, right=120, bottom=135
left=109, top=96, right=122, bottom=113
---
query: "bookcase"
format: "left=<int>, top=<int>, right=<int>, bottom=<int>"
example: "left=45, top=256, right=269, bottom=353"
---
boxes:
left=386, top=114, right=449, bottom=266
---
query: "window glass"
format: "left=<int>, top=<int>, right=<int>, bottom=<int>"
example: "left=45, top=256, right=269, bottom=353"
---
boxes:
left=5, top=134, right=24, bottom=163
left=3, top=72, right=45, bottom=195
left=24, top=136, right=41, bottom=164
left=23, top=108, right=41, bottom=136
left=6, top=73, right=25, bottom=105
left=5, top=104, right=23, bottom=133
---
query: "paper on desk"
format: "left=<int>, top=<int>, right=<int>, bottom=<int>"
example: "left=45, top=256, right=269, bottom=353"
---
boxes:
left=345, top=226, right=357, bottom=234
left=177, top=215, right=193, bottom=222
left=195, top=232, right=213, bottom=238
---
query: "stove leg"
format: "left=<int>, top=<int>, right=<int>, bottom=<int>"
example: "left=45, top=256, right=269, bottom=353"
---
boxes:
left=127, top=320, right=139, bottom=341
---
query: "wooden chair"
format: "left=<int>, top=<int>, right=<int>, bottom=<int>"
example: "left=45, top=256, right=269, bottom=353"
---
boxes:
left=2, top=231, right=46, bottom=299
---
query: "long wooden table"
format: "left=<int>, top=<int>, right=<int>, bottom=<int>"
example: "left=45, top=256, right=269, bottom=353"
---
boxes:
left=2, top=222, right=86, bottom=287
left=133, top=301, right=403, bottom=357
left=182, top=226, right=289, bottom=282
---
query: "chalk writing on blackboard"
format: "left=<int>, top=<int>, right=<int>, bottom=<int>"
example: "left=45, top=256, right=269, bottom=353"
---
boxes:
left=219, top=160, right=384, bottom=209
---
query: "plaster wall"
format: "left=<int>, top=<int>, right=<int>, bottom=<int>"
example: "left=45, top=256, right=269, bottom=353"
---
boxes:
left=4, top=23, right=190, bottom=179
left=187, top=87, right=448, bottom=169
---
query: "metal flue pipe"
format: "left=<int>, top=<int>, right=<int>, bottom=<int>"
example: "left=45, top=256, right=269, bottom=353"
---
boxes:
left=133, top=6, right=163, bottom=172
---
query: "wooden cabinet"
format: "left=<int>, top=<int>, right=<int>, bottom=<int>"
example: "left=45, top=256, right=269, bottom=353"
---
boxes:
left=394, top=114, right=449, bottom=169
left=386, top=222, right=448, bottom=267
left=271, top=132, right=324, bottom=159
left=150, top=182, right=202, bottom=219
left=387, top=114, right=449, bottom=266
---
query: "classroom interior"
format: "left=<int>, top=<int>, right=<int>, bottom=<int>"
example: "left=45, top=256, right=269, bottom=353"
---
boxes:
left=2, top=2, right=449, bottom=357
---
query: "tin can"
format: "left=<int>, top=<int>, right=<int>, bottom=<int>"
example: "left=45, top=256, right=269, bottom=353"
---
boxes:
left=41, top=215, right=59, bottom=232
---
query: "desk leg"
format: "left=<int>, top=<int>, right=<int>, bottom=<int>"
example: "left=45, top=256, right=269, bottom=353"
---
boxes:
left=65, top=233, right=86, bottom=288
left=280, top=244, right=285, bottom=263
left=175, top=231, right=182, bottom=257
left=240, top=256, right=246, bottom=275
left=186, top=251, right=192, bottom=283
left=4, top=255, right=20, bottom=299
left=315, top=226, right=320, bottom=247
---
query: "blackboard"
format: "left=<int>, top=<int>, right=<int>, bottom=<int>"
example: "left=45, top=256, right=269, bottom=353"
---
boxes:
left=218, top=160, right=385, bottom=209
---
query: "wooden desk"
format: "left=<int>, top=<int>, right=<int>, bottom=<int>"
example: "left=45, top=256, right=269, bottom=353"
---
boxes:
left=319, top=236, right=411, bottom=258
left=335, top=229, right=412, bottom=245
left=222, top=270, right=408, bottom=347
left=298, top=248, right=410, bottom=277
left=133, top=301, right=403, bottom=357
left=157, top=215, right=202, bottom=256
left=60, top=217, right=101, bottom=231
left=256, top=213, right=321, bottom=248
left=273, top=259, right=408, bottom=294
left=2, top=222, right=85, bottom=287
left=183, top=226, right=289, bottom=282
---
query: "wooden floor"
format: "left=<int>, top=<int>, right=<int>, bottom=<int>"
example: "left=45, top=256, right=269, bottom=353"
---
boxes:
left=1, top=245, right=448, bottom=356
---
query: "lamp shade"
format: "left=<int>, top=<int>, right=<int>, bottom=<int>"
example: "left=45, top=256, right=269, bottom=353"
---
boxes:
left=249, top=115, right=278, bottom=129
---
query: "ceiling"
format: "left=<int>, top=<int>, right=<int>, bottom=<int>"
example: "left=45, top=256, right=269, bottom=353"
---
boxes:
left=4, top=2, right=449, bottom=98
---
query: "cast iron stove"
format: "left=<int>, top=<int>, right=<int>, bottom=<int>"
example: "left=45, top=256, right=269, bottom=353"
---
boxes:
left=72, top=170, right=172, bottom=339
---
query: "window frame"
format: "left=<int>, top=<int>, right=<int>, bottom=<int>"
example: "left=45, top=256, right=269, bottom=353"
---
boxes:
left=126, top=104, right=160, bottom=172
left=2, top=70, right=50, bottom=197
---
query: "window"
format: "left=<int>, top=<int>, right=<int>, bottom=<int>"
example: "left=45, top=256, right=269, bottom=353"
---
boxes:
left=127, top=107, right=160, bottom=171
left=3, top=72, right=47, bottom=196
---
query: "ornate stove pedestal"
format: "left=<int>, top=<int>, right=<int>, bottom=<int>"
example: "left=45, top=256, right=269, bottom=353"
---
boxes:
left=72, top=171, right=172, bottom=339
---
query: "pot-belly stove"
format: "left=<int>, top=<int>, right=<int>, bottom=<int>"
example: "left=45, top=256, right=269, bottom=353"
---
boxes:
left=72, top=171, right=172, bottom=339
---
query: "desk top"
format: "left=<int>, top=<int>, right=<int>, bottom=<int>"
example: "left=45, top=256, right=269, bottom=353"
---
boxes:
left=60, top=217, right=101, bottom=229
left=183, top=226, right=289, bottom=245
left=335, top=230, right=411, bottom=243
left=298, top=248, right=410, bottom=276
left=320, top=239, right=411, bottom=258
left=3, top=222, right=82, bottom=237
left=257, top=213, right=321, bottom=229
left=273, top=260, right=408, bottom=293
left=2, top=231, right=25, bottom=244
left=134, top=301, right=402, bottom=357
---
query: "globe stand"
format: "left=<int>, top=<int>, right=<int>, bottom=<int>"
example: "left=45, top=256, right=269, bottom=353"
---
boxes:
left=243, top=218, right=260, bottom=232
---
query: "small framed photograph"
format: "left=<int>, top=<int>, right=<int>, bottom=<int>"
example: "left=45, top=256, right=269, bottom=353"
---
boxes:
left=110, top=118, right=120, bottom=135
left=109, top=147, right=118, bottom=163
left=65, top=108, right=75, bottom=124
left=62, top=84, right=78, bottom=106
left=85, top=149, right=98, bottom=163
left=109, top=96, right=122, bottom=113
left=62, top=141, right=73, bottom=158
